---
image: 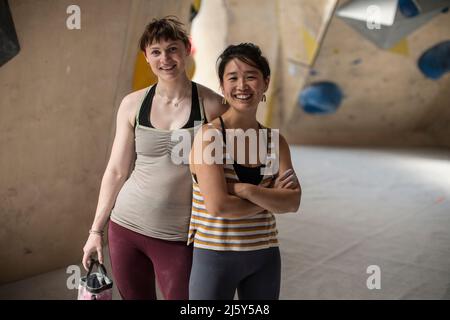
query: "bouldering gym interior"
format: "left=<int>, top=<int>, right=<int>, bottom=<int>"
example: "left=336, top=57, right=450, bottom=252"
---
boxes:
left=0, top=0, right=449, bottom=300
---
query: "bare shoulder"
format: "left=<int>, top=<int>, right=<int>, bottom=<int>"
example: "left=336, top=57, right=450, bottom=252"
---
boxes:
left=119, top=87, right=149, bottom=124
left=191, top=121, right=223, bottom=172
left=194, top=120, right=222, bottom=140
left=259, top=124, right=288, bottom=147
left=279, top=133, right=289, bottom=148
left=196, top=83, right=228, bottom=120
left=121, top=87, right=148, bottom=109
left=205, top=117, right=222, bottom=130
left=196, top=83, right=221, bottom=98
left=277, top=133, right=292, bottom=160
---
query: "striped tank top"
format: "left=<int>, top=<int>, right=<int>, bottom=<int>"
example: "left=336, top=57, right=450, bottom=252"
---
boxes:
left=187, top=118, right=280, bottom=251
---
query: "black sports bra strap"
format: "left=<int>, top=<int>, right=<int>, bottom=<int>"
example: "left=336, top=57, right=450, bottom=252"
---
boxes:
left=201, top=100, right=208, bottom=123
left=138, top=84, right=157, bottom=127
left=219, top=116, right=227, bottom=144
left=185, top=83, right=201, bottom=128
left=138, top=82, right=205, bottom=129
left=219, top=118, right=270, bottom=150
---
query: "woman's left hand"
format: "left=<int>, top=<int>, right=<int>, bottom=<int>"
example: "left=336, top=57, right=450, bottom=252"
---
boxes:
left=227, top=182, right=252, bottom=198
left=273, top=169, right=298, bottom=189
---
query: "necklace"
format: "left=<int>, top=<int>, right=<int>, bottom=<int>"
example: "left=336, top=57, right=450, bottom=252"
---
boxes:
left=156, top=85, right=190, bottom=108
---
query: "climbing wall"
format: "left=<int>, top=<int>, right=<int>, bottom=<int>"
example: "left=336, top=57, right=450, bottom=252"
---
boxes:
left=192, top=0, right=450, bottom=147
left=0, top=0, right=191, bottom=284
left=1, top=0, right=449, bottom=284
left=275, top=0, right=338, bottom=126
left=284, top=0, right=450, bottom=147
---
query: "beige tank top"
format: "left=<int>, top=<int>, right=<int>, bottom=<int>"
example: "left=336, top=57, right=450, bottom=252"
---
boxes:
left=110, top=83, right=205, bottom=241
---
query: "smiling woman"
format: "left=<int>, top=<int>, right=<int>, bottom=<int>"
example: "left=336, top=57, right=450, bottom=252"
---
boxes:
left=188, top=43, right=302, bottom=300
left=139, top=18, right=191, bottom=81
left=81, top=16, right=227, bottom=300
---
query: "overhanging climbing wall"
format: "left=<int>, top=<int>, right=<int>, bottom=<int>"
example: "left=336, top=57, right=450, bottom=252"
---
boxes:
left=192, top=0, right=450, bottom=147
left=284, top=0, right=450, bottom=147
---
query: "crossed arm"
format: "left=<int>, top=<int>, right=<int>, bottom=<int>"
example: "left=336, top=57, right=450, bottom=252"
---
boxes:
left=190, top=125, right=301, bottom=218
left=228, top=134, right=301, bottom=214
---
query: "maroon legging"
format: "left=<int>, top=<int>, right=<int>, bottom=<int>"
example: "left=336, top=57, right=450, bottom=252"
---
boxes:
left=107, top=220, right=192, bottom=300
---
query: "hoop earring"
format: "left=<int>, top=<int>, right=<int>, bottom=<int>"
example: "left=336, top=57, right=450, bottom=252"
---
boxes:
left=261, top=94, right=266, bottom=102
left=222, top=97, right=227, bottom=105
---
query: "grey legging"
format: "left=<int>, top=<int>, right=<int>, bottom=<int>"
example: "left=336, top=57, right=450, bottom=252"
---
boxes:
left=189, top=247, right=281, bottom=300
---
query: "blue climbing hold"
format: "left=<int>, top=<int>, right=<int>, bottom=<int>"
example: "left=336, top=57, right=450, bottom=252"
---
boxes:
left=418, top=41, right=450, bottom=80
left=299, top=81, right=343, bottom=114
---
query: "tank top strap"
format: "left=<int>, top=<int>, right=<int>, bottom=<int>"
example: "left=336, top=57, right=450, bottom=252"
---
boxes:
left=138, top=82, right=205, bottom=129
left=218, top=117, right=271, bottom=159
left=197, top=83, right=208, bottom=124
left=260, top=125, right=273, bottom=169
left=197, top=88, right=208, bottom=124
left=134, top=85, right=153, bottom=128
left=266, top=127, right=272, bottom=155
left=137, top=84, right=156, bottom=128
left=183, top=82, right=206, bottom=128
left=218, top=116, right=227, bottom=144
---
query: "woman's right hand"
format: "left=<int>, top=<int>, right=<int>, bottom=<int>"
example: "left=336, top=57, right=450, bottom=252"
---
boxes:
left=82, top=233, right=104, bottom=271
left=273, top=169, right=298, bottom=189
left=79, top=91, right=137, bottom=271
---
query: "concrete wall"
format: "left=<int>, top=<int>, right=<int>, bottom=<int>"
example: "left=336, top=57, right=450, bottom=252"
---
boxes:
left=0, top=0, right=190, bottom=284
left=426, top=84, right=450, bottom=147
left=191, top=0, right=227, bottom=94
left=192, top=0, right=281, bottom=123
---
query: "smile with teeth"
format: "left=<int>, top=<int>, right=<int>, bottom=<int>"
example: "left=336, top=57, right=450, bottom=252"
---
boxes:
left=233, top=93, right=252, bottom=101
left=160, top=65, right=176, bottom=71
